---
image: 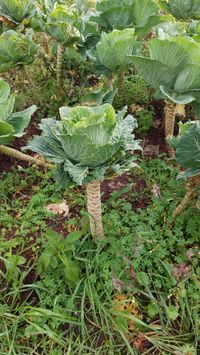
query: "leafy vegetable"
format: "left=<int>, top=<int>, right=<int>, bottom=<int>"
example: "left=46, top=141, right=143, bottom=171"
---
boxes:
left=0, top=30, right=37, bottom=72
left=0, top=0, right=35, bottom=24
left=176, top=121, right=200, bottom=178
left=26, top=104, right=141, bottom=187
left=131, top=36, right=200, bottom=104
left=96, top=29, right=136, bottom=72
left=40, top=4, right=84, bottom=44
left=0, top=79, right=36, bottom=145
left=159, top=0, right=200, bottom=20
left=92, top=0, right=163, bottom=35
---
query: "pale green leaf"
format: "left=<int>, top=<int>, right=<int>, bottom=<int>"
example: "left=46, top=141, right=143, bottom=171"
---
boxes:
left=7, top=105, right=37, bottom=137
left=0, top=79, right=10, bottom=104
left=176, top=122, right=200, bottom=175
left=131, top=56, right=173, bottom=89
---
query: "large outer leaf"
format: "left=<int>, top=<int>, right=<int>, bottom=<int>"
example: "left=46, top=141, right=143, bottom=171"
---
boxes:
left=160, top=85, right=195, bottom=104
left=149, top=39, right=190, bottom=73
left=133, top=0, right=158, bottom=28
left=0, top=121, right=14, bottom=144
left=0, top=94, right=15, bottom=121
left=171, top=36, right=200, bottom=65
left=174, top=65, right=200, bottom=92
left=133, top=36, right=200, bottom=101
left=0, top=79, right=10, bottom=104
left=131, top=56, right=174, bottom=89
left=96, top=29, right=136, bottom=71
left=0, top=79, right=36, bottom=145
left=7, top=105, right=37, bottom=137
left=26, top=118, right=66, bottom=164
left=176, top=121, right=200, bottom=178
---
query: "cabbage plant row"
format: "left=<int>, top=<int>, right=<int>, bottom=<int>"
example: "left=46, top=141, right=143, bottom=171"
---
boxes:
left=0, top=0, right=200, bottom=237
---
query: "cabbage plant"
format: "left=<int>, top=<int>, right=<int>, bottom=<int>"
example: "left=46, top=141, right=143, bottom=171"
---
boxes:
left=39, top=3, right=84, bottom=86
left=0, top=30, right=37, bottom=73
left=26, top=104, right=141, bottom=238
left=88, top=28, right=137, bottom=95
left=131, top=36, right=200, bottom=155
left=173, top=121, right=200, bottom=216
left=0, top=0, right=35, bottom=26
left=0, top=79, right=46, bottom=167
left=159, top=0, right=200, bottom=21
left=92, top=0, right=162, bottom=35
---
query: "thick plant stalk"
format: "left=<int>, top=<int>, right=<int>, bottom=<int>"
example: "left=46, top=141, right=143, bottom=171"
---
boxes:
left=117, top=71, right=125, bottom=97
left=0, top=145, right=49, bottom=168
left=173, top=175, right=200, bottom=217
left=164, top=101, right=177, bottom=158
left=88, top=0, right=96, bottom=10
left=86, top=180, right=104, bottom=239
left=164, top=101, right=177, bottom=138
left=24, top=66, right=37, bottom=88
left=43, top=32, right=50, bottom=55
left=57, top=43, right=65, bottom=87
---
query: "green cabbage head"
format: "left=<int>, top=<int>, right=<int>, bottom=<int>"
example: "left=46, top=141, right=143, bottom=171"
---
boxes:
left=159, top=0, right=200, bottom=20
left=0, top=0, right=35, bottom=24
left=92, top=0, right=163, bottom=35
left=131, top=36, right=200, bottom=104
left=26, top=104, right=141, bottom=186
left=88, top=28, right=137, bottom=75
left=41, top=4, right=84, bottom=44
left=0, top=30, right=37, bottom=72
left=0, top=79, right=37, bottom=145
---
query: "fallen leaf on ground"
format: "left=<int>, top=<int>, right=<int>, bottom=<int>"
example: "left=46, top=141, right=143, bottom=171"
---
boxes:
left=151, top=181, right=161, bottom=199
left=152, top=119, right=161, bottom=128
left=144, top=145, right=159, bottom=156
left=46, top=200, right=69, bottom=217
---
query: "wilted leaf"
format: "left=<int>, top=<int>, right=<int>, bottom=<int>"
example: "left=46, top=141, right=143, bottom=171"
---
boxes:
left=46, top=200, right=69, bottom=217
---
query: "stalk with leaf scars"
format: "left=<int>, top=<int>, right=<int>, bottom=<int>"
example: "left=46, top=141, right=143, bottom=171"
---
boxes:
left=26, top=104, right=141, bottom=239
left=86, top=180, right=104, bottom=238
left=88, top=0, right=96, bottom=10
left=173, top=176, right=200, bottom=217
left=164, top=100, right=177, bottom=157
left=0, top=144, right=49, bottom=167
left=117, top=71, right=125, bottom=97
left=173, top=121, right=200, bottom=216
left=39, top=4, right=84, bottom=87
left=56, top=43, right=65, bottom=86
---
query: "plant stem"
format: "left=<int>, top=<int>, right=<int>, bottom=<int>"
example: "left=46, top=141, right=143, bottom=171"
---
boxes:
left=24, top=66, right=37, bottom=88
left=43, top=32, right=50, bottom=55
left=0, top=145, right=49, bottom=168
left=86, top=180, right=104, bottom=239
left=88, top=0, right=96, bottom=10
left=56, top=43, right=65, bottom=87
left=117, top=71, right=125, bottom=97
left=173, top=175, right=200, bottom=217
left=164, top=100, right=177, bottom=158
